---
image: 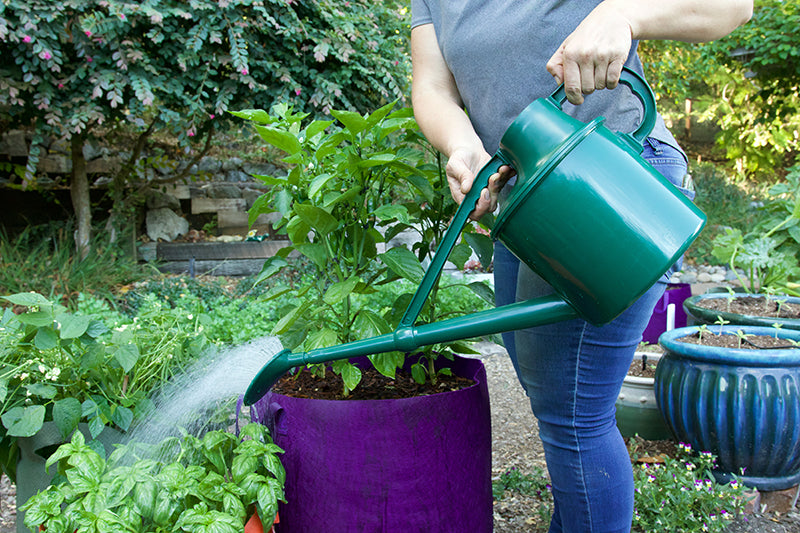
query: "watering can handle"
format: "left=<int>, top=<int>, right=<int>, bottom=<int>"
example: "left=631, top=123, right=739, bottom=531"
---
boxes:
left=399, top=155, right=507, bottom=328
left=549, top=66, right=657, bottom=145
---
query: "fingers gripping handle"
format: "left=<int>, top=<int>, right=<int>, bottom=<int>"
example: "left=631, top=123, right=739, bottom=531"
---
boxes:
left=548, top=66, right=656, bottom=144
left=399, top=154, right=507, bottom=328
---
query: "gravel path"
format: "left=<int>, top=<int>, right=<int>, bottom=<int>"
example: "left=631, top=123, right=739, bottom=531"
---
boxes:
left=2, top=340, right=798, bottom=532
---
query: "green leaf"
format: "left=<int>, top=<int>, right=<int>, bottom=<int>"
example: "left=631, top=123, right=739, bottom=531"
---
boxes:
left=1, top=292, right=52, bottom=308
left=323, top=277, right=359, bottom=306
left=373, top=204, right=410, bottom=223
left=111, top=405, right=134, bottom=431
left=304, top=328, right=338, bottom=351
left=294, top=243, right=328, bottom=270
left=448, top=242, right=473, bottom=271
left=229, top=108, right=273, bottom=124
left=467, top=281, right=496, bottom=305
left=254, top=256, right=289, bottom=286
left=353, top=310, right=390, bottom=339
left=381, top=247, right=425, bottom=283
left=463, top=232, right=495, bottom=270
left=2, top=405, right=46, bottom=437
left=308, top=172, right=335, bottom=198
left=254, top=124, right=302, bottom=154
left=305, top=119, right=335, bottom=141
left=294, top=203, right=339, bottom=235
left=368, top=351, right=404, bottom=379
left=26, top=383, right=57, bottom=399
left=53, top=398, right=82, bottom=440
left=0, top=380, right=6, bottom=403
left=113, top=344, right=140, bottom=373
left=272, top=301, right=312, bottom=336
left=16, top=310, right=53, bottom=328
left=411, top=363, right=426, bottom=384
left=57, top=314, right=91, bottom=339
left=33, top=327, right=59, bottom=350
left=331, top=109, right=368, bottom=136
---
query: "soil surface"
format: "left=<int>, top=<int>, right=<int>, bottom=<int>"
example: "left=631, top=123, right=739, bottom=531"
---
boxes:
left=697, top=295, right=800, bottom=320
left=271, top=364, right=474, bottom=400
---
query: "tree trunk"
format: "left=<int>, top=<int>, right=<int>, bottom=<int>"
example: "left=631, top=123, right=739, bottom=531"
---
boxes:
left=70, top=134, right=91, bottom=260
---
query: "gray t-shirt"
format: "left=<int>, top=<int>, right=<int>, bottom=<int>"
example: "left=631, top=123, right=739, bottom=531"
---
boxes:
left=411, top=0, right=680, bottom=155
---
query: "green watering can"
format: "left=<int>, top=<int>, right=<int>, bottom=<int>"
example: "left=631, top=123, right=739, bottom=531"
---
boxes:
left=243, top=68, right=705, bottom=405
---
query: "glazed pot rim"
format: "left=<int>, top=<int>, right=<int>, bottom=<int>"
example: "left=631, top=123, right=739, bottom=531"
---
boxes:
left=659, top=325, right=800, bottom=366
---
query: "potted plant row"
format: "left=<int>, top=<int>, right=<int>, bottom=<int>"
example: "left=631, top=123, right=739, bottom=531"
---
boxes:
left=233, top=102, right=496, bottom=531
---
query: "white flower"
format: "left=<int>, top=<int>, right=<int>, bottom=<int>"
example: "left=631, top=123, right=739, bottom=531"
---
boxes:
left=38, top=364, right=46, bottom=373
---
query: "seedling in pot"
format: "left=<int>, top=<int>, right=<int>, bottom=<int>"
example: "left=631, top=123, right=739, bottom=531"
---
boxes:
left=714, top=316, right=730, bottom=335
left=733, top=329, right=753, bottom=349
left=697, top=324, right=710, bottom=342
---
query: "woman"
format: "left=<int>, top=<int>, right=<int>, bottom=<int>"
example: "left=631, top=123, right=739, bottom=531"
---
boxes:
left=410, top=1, right=752, bottom=531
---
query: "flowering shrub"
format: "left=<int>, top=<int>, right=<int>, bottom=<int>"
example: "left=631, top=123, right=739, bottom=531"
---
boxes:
left=0, top=0, right=410, bottom=254
left=631, top=442, right=747, bottom=532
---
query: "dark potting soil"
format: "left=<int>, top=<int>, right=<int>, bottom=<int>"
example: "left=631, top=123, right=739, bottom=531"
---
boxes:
left=697, top=295, right=800, bottom=319
left=271, top=365, right=475, bottom=401
left=678, top=331, right=796, bottom=349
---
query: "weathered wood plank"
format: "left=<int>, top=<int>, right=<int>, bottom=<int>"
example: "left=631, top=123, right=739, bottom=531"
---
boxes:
left=156, top=241, right=290, bottom=261
left=191, top=197, right=246, bottom=214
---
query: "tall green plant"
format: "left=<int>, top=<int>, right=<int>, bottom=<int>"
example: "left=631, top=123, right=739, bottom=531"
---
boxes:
left=234, top=102, right=488, bottom=394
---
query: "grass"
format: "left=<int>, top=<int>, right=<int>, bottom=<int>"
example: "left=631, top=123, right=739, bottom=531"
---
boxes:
left=0, top=221, right=155, bottom=308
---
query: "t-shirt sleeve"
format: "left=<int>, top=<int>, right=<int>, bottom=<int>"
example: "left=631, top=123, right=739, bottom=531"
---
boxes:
left=410, top=0, right=432, bottom=28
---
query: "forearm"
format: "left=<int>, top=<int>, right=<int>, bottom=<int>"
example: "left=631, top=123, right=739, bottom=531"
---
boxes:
left=411, top=86, right=483, bottom=159
left=605, top=0, right=753, bottom=43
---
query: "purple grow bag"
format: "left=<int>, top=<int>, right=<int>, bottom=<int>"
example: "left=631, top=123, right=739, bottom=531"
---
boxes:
left=251, top=355, right=492, bottom=533
left=641, top=283, right=692, bottom=344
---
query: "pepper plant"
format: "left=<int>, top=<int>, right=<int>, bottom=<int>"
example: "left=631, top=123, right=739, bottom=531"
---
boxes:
left=234, top=102, right=492, bottom=394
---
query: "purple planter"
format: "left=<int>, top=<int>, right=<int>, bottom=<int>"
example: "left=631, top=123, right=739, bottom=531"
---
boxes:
left=251, top=355, right=492, bottom=533
left=641, top=283, right=692, bottom=344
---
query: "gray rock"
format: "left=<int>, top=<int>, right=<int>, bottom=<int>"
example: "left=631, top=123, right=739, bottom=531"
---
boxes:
left=146, top=190, right=181, bottom=210
left=243, top=188, right=266, bottom=209
left=205, top=183, right=242, bottom=198
left=225, top=170, right=250, bottom=182
left=146, top=208, right=189, bottom=242
left=197, top=157, right=223, bottom=174
left=243, top=162, right=279, bottom=177
left=222, top=157, right=244, bottom=172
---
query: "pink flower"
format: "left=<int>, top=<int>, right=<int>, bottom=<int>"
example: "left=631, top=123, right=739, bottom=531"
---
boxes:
left=86, top=56, right=93, bottom=62
left=209, top=114, right=215, bottom=119
left=58, top=83, right=64, bottom=89
left=43, top=52, right=52, bottom=60
left=394, top=60, right=399, bottom=66
left=85, top=31, right=92, bottom=38
left=294, top=88, right=301, bottom=96
left=119, top=13, right=126, bottom=20
left=23, top=35, right=31, bottom=43
left=188, top=130, right=196, bottom=137
left=241, top=68, right=248, bottom=75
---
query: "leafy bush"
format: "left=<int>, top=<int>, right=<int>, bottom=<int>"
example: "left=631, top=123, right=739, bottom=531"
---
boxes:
left=0, top=291, right=209, bottom=482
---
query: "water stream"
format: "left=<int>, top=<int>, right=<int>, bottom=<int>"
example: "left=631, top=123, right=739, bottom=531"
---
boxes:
left=120, top=335, right=284, bottom=457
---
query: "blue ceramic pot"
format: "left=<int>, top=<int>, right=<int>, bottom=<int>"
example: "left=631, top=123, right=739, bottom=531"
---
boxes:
left=655, top=325, right=800, bottom=490
left=683, top=293, right=800, bottom=330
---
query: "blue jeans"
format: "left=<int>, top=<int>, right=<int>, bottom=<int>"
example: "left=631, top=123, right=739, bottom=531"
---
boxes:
left=492, top=138, right=689, bottom=532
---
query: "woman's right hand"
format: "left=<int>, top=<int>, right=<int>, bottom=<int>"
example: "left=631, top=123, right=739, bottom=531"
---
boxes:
left=446, top=147, right=515, bottom=221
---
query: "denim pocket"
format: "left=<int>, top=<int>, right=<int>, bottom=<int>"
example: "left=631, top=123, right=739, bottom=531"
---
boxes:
left=642, top=137, right=693, bottom=200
